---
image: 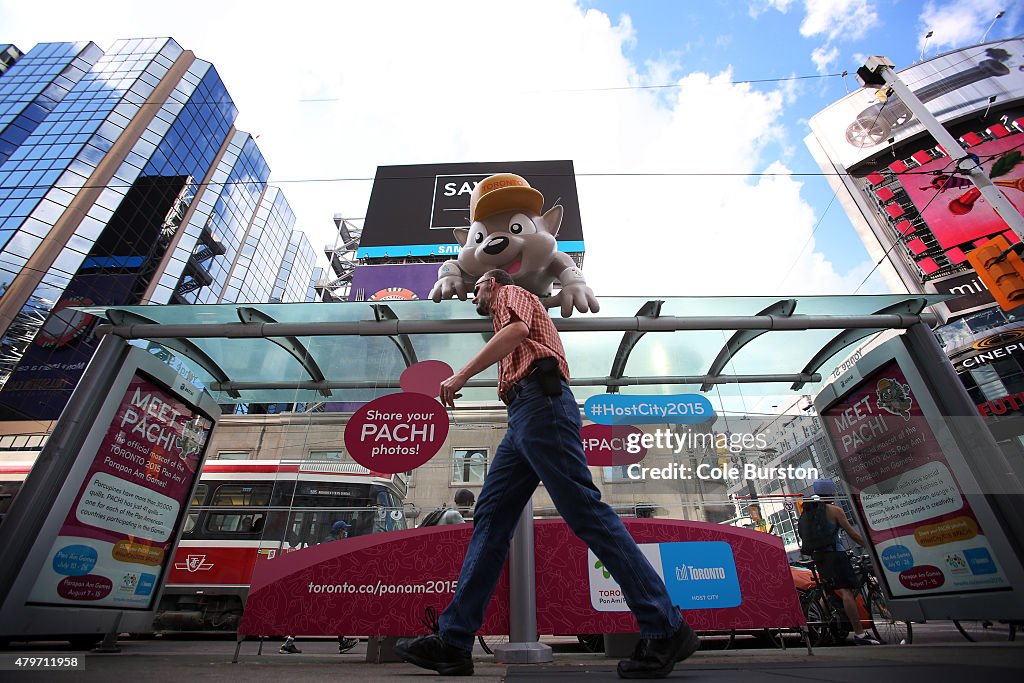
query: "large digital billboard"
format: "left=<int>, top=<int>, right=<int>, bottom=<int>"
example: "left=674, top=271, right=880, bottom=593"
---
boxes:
left=347, top=263, right=440, bottom=302
left=809, top=41, right=1024, bottom=171
left=358, top=160, right=584, bottom=258
left=894, top=135, right=1024, bottom=252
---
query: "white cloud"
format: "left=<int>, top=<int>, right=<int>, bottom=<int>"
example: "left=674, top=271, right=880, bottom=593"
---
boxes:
left=759, top=1, right=878, bottom=83
left=0, top=0, right=867, bottom=297
left=810, top=45, right=839, bottom=74
left=749, top=0, right=797, bottom=19
left=917, top=0, right=1014, bottom=53
left=799, top=0, right=879, bottom=42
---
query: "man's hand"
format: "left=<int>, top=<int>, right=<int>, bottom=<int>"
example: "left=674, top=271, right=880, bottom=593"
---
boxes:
left=439, top=371, right=468, bottom=408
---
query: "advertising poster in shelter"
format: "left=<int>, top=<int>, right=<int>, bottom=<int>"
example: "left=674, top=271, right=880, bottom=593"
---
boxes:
left=823, top=360, right=1009, bottom=597
left=27, top=373, right=214, bottom=608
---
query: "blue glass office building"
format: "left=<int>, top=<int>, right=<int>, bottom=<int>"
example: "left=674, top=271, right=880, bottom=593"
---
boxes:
left=0, top=38, right=319, bottom=420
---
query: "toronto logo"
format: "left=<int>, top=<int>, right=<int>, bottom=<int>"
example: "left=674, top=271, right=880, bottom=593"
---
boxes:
left=174, top=554, right=214, bottom=573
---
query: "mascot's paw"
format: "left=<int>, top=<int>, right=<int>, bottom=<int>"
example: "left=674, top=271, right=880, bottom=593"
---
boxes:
left=430, top=277, right=469, bottom=302
left=546, top=284, right=600, bottom=317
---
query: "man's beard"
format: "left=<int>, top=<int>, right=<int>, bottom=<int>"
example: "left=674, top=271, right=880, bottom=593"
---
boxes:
left=476, top=301, right=490, bottom=316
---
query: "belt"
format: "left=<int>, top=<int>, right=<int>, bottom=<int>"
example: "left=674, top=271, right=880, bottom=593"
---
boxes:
left=501, top=372, right=540, bottom=406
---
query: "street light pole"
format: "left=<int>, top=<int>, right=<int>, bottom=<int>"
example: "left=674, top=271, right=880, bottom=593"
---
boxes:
left=857, top=55, right=1024, bottom=242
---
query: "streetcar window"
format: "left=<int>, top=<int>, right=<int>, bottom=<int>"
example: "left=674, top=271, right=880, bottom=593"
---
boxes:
left=270, top=480, right=295, bottom=506
left=211, top=484, right=271, bottom=506
left=291, top=483, right=373, bottom=508
left=0, top=481, right=23, bottom=515
left=206, top=512, right=266, bottom=534
left=190, top=483, right=208, bottom=507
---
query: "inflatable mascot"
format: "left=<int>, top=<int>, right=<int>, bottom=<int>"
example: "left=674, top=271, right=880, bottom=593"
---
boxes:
left=428, top=173, right=599, bottom=317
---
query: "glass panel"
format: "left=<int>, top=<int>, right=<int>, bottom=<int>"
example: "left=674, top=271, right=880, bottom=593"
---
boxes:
left=75, top=294, right=955, bottom=405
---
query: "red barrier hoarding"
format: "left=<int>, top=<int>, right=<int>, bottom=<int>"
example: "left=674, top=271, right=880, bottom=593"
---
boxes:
left=238, top=519, right=803, bottom=636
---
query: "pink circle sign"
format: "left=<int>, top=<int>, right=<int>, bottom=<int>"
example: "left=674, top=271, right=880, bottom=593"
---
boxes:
left=581, top=424, right=646, bottom=467
left=898, top=565, right=945, bottom=590
left=400, top=360, right=454, bottom=398
left=344, top=393, right=450, bottom=473
left=57, top=574, right=113, bottom=601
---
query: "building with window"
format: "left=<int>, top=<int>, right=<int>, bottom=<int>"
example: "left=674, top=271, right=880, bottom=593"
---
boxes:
left=0, top=38, right=321, bottom=423
left=805, top=40, right=1024, bottom=484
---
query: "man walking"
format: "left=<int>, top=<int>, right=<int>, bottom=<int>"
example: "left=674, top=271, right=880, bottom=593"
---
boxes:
left=394, top=269, right=698, bottom=678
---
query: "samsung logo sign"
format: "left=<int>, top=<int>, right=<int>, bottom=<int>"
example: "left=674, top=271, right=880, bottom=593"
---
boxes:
left=674, top=564, right=726, bottom=581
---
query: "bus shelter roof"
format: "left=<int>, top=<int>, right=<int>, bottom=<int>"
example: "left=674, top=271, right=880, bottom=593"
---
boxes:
left=82, top=294, right=952, bottom=405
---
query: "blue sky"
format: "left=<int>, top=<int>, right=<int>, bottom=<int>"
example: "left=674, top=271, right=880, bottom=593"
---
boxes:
left=583, top=0, right=1022, bottom=278
left=1, top=0, right=1021, bottom=298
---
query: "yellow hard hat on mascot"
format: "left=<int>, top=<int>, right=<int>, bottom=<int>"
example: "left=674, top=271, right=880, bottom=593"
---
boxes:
left=429, top=173, right=600, bottom=317
left=468, top=173, right=544, bottom=222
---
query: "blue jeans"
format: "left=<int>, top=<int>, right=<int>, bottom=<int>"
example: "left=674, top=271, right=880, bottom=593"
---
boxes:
left=438, top=379, right=683, bottom=651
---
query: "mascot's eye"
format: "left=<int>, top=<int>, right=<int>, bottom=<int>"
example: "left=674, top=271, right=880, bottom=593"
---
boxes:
left=508, top=213, right=537, bottom=235
left=474, top=232, right=484, bottom=244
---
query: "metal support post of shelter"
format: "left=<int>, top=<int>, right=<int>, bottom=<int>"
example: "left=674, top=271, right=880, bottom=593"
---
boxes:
left=494, top=500, right=552, bottom=663
left=902, top=323, right=1024, bottom=554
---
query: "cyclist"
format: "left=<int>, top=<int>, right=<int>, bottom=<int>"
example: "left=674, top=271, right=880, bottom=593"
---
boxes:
left=799, top=478, right=881, bottom=645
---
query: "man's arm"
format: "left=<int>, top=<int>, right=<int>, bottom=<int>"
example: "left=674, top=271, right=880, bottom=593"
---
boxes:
left=439, top=320, right=529, bottom=407
left=830, top=504, right=866, bottom=546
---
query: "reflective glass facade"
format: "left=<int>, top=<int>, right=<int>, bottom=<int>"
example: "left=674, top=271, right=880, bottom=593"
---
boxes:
left=0, top=41, right=99, bottom=165
left=226, top=186, right=293, bottom=303
left=0, top=37, right=318, bottom=420
left=272, top=231, right=319, bottom=304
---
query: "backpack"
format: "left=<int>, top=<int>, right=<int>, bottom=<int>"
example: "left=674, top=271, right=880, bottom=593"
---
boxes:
left=798, top=503, right=835, bottom=553
left=417, top=507, right=446, bottom=528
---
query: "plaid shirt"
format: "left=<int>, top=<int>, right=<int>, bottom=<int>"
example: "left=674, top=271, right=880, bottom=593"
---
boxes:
left=492, top=285, right=570, bottom=402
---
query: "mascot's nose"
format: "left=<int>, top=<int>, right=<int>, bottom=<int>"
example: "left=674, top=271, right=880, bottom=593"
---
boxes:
left=483, top=236, right=509, bottom=255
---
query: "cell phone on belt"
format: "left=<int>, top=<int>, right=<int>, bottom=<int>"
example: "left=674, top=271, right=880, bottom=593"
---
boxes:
left=533, top=357, right=562, bottom=396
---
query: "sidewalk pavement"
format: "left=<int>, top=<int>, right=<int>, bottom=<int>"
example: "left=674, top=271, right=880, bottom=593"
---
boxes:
left=3, top=638, right=1023, bottom=682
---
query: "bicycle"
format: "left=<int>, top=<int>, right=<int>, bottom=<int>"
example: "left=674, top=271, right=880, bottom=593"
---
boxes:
left=952, top=619, right=1020, bottom=642
left=795, top=552, right=912, bottom=647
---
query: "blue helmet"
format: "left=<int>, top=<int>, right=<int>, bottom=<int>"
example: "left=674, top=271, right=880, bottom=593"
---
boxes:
left=812, top=478, right=837, bottom=496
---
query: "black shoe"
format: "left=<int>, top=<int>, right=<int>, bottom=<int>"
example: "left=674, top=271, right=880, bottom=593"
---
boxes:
left=279, top=640, right=301, bottom=654
left=617, top=621, right=700, bottom=679
left=394, top=633, right=473, bottom=676
left=338, top=637, right=358, bottom=653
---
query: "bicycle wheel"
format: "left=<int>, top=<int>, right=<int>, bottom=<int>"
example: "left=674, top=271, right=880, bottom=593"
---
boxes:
left=954, top=620, right=1016, bottom=642
left=800, top=589, right=833, bottom=647
left=478, top=633, right=513, bottom=655
left=867, top=589, right=911, bottom=644
left=576, top=634, right=605, bottom=652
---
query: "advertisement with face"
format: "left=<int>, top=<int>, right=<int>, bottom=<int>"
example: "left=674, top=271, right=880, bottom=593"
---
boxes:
left=26, top=373, right=214, bottom=609
left=809, top=41, right=1024, bottom=170
left=822, top=360, right=1009, bottom=597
